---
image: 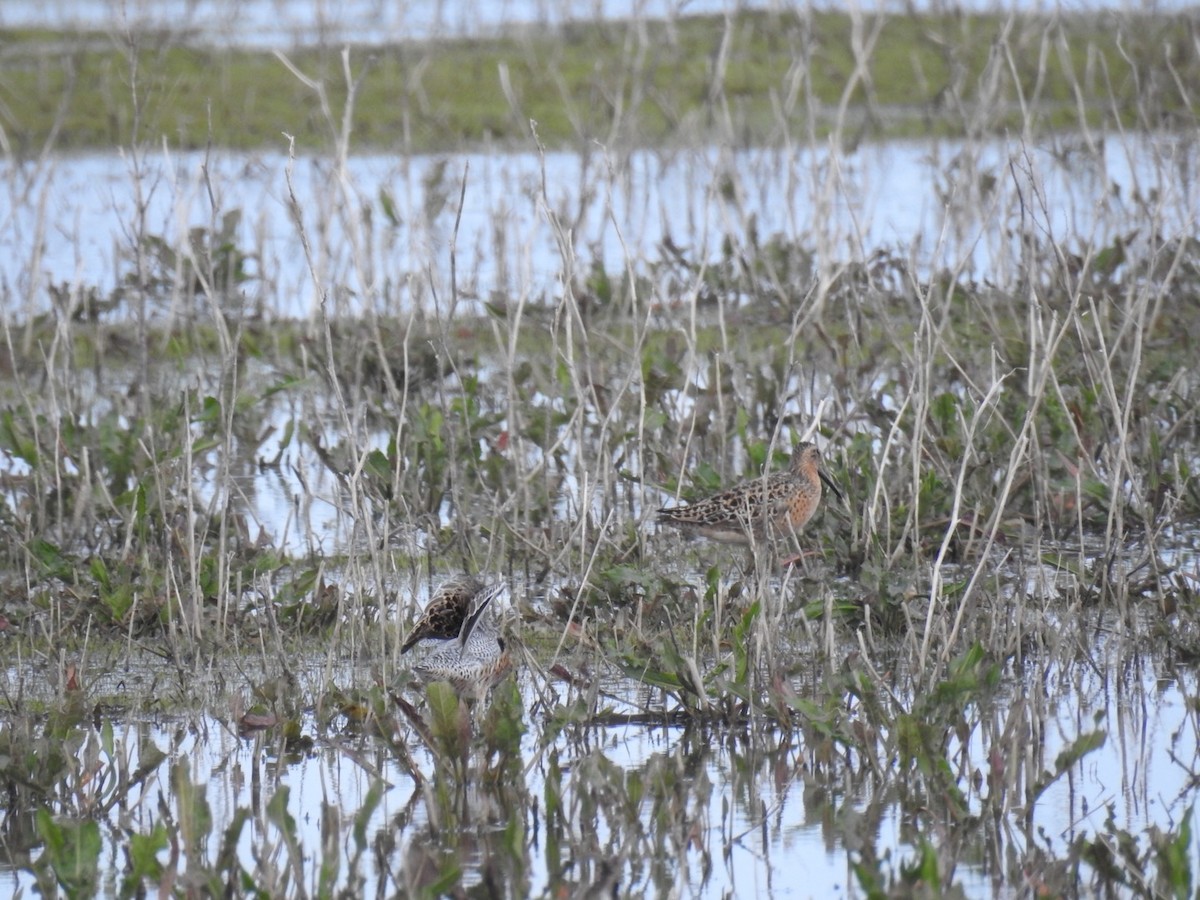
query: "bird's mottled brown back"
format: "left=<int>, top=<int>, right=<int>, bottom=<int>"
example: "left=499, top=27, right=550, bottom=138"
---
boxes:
left=657, top=440, right=831, bottom=544
left=400, top=574, right=484, bottom=654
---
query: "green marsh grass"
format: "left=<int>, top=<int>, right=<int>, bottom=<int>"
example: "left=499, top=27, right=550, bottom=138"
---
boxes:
left=1, top=4, right=1199, bottom=896
left=2, top=10, right=1199, bottom=152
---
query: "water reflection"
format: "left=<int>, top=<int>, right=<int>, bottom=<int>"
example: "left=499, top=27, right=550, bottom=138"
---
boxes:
left=1, top=625, right=1196, bottom=896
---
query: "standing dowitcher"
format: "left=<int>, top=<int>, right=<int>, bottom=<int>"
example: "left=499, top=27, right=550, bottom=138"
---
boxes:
left=657, top=441, right=842, bottom=556
left=412, top=580, right=512, bottom=703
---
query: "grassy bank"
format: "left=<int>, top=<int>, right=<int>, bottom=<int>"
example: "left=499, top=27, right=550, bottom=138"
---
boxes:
left=1, top=8, right=1197, bottom=154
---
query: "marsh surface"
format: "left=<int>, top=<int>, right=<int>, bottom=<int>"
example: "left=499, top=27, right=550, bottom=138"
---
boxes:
left=2, top=6, right=1200, bottom=897
left=2, top=618, right=1195, bottom=897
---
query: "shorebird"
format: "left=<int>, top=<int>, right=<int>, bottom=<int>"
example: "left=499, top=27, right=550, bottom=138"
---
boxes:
left=412, top=580, right=512, bottom=703
left=657, top=441, right=842, bottom=560
left=401, top=574, right=492, bottom=654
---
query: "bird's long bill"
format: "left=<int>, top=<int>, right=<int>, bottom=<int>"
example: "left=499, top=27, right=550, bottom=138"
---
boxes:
left=818, top=468, right=845, bottom=502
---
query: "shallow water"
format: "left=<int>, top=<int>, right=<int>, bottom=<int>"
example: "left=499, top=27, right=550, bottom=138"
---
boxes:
left=3, top=0, right=1186, bottom=47
left=2, top=614, right=1196, bottom=897
left=3, top=134, right=1194, bottom=321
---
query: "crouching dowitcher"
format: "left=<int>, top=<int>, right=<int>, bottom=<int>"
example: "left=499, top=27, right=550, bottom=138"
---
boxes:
left=657, top=441, right=842, bottom=561
left=408, top=578, right=513, bottom=703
